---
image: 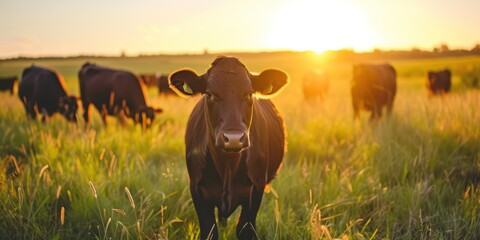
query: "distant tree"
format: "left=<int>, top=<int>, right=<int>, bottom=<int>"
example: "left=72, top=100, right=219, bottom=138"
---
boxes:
left=433, top=44, right=449, bottom=53
left=440, top=44, right=450, bottom=53
left=471, top=44, right=480, bottom=53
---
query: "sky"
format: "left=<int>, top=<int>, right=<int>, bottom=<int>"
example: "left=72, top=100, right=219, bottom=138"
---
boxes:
left=0, top=0, right=479, bottom=58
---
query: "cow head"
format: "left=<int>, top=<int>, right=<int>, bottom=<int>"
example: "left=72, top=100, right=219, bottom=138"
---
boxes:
left=169, top=57, right=288, bottom=153
left=58, top=96, right=79, bottom=122
left=135, top=106, right=163, bottom=128
left=427, top=71, right=436, bottom=86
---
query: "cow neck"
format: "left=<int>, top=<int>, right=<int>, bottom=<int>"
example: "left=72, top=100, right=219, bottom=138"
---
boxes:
left=204, top=96, right=244, bottom=214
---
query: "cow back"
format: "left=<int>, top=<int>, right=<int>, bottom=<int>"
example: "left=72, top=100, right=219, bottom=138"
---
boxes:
left=19, top=66, right=67, bottom=102
left=352, top=64, right=396, bottom=106
left=79, top=64, right=148, bottom=113
left=427, top=69, right=451, bottom=94
left=0, top=76, right=17, bottom=92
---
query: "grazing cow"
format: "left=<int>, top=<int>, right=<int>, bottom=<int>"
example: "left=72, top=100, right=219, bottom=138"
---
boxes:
left=140, top=73, right=175, bottom=95
left=427, top=69, right=451, bottom=95
left=302, top=70, right=329, bottom=101
left=351, top=63, right=397, bottom=120
left=79, top=63, right=162, bottom=127
left=18, top=65, right=78, bottom=122
left=0, top=76, right=18, bottom=95
left=169, top=57, right=288, bottom=239
left=139, top=73, right=160, bottom=87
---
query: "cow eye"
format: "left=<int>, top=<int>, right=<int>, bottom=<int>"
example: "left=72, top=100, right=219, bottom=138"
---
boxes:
left=205, top=91, right=216, bottom=102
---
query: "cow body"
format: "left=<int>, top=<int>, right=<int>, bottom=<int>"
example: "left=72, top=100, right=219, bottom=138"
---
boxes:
left=351, top=64, right=397, bottom=120
left=0, top=76, right=18, bottom=95
left=427, top=69, right=451, bottom=95
left=302, top=70, right=329, bottom=101
left=79, top=63, right=161, bottom=127
left=18, top=65, right=78, bottom=122
left=169, top=57, right=288, bottom=239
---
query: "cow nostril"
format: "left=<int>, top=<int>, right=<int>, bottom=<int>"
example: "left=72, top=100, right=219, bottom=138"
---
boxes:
left=239, top=133, right=246, bottom=143
left=223, top=134, right=229, bottom=143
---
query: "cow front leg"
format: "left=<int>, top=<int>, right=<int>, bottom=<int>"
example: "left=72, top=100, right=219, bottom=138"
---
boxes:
left=40, top=108, right=49, bottom=123
left=370, top=106, right=381, bottom=122
left=386, top=100, right=394, bottom=116
left=191, top=188, right=218, bottom=240
left=236, top=186, right=263, bottom=240
left=25, top=102, right=37, bottom=120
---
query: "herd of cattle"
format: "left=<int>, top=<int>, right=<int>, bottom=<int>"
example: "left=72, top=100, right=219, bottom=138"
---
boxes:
left=0, top=57, right=453, bottom=239
left=302, top=64, right=452, bottom=120
left=0, top=59, right=452, bottom=124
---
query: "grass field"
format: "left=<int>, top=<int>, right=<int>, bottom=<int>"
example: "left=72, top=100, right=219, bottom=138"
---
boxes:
left=0, top=52, right=479, bottom=239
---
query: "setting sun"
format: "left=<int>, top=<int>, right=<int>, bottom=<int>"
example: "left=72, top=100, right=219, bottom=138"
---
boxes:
left=268, top=1, right=377, bottom=53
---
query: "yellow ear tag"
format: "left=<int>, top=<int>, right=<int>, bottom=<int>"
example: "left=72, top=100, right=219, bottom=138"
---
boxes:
left=263, top=84, right=273, bottom=94
left=183, top=83, right=193, bottom=94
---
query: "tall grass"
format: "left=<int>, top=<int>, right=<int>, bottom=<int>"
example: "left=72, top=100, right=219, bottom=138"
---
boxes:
left=1, top=54, right=479, bottom=239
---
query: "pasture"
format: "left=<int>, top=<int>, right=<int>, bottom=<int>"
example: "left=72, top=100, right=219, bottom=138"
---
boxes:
left=0, top=52, right=479, bottom=239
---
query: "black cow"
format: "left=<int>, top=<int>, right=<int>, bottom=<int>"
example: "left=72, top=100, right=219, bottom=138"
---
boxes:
left=351, top=63, right=397, bottom=120
left=79, top=63, right=162, bottom=127
left=0, top=76, right=18, bottom=95
left=169, top=56, right=288, bottom=239
left=427, top=69, right=451, bottom=95
left=18, top=65, right=78, bottom=122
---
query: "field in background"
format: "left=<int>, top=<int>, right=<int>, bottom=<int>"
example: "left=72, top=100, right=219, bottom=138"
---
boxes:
left=0, top=53, right=479, bottom=239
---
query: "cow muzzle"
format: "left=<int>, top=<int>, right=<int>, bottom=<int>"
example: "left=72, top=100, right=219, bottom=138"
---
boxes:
left=215, top=130, right=249, bottom=152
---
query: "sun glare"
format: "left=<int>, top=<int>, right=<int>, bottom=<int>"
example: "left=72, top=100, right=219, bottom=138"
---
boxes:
left=268, top=1, right=377, bottom=53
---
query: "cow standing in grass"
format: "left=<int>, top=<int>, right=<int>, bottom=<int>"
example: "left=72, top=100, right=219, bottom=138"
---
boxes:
left=79, top=63, right=162, bottom=127
left=18, top=65, right=78, bottom=122
left=169, top=57, right=288, bottom=240
left=351, top=63, right=397, bottom=120
left=427, top=69, right=451, bottom=95
left=0, top=76, right=18, bottom=95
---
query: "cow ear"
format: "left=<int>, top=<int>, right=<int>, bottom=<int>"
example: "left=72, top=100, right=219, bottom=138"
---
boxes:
left=251, top=69, right=288, bottom=98
left=154, top=108, right=163, bottom=113
left=168, top=69, right=206, bottom=98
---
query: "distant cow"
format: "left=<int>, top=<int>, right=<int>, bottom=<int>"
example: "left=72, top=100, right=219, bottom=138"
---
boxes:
left=140, top=73, right=175, bottom=95
left=302, top=70, right=329, bottom=101
left=351, top=63, right=397, bottom=120
left=18, top=65, right=78, bottom=122
left=139, top=73, right=160, bottom=87
left=79, top=63, right=162, bottom=127
left=169, top=57, right=288, bottom=239
left=0, top=76, right=18, bottom=95
left=427, top=69, right=451, bottom=95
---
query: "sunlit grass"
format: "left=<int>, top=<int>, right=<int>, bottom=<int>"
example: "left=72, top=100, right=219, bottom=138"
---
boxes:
left=1, top=54, right=479, bottom=239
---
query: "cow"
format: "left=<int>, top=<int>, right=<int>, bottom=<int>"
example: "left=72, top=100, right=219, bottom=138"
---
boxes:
left=0, top=76, right=18, bottom=95
left=351, top=63, right=397, bottom=120
left=139, top=73, right=160, bottom=87
left=169, top=56, right=288, bottom=240
left=302, top=70, right=329, bottom=101
left=140, top=73, right=176, bottom=95
left=427, top=69, right=451, bottom=95
left=18, top=65, right=78, bottom=122
left=79, top=63, right=162, bottom=128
